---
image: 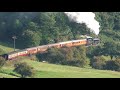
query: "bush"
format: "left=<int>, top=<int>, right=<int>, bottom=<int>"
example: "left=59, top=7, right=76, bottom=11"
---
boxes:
left=105, top=58, right=120, bottom=71
left=0, top=57, right=6, bottom=69
left=91, top=56, right=106, bottom=70
left=79, top=59, right=90, bottom=68
left=37, top=46, right=90, bottom=67
left=63, top=60, right=89, bottom=67
left=13, top=62, right=35, bottom=78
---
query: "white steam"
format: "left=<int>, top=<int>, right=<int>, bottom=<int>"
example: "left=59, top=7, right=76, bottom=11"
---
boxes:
left=64, top=12, right=100, bottom=35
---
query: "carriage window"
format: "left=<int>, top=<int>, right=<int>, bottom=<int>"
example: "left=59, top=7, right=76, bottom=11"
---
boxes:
left=87, top=38, right=93, bottom=45
left=93, top=39, right=100, bottom=45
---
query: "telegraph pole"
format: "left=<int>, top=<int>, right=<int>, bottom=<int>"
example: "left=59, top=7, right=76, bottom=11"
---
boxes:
left=12, top=36, right=17, bottom=51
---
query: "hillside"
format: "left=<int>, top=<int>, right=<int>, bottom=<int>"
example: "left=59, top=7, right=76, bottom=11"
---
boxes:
left=0, top=41, right=119, bottom=78
left=0, top=12, right=120, bottom=77
left=0, top=42, right=14, bottom=53
left=1, top=59, right=120, bottom=78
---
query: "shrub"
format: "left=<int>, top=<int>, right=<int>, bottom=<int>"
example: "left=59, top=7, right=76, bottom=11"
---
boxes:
left=0, top=57, right=6, bottom=69
left=37, top=46, right=90, bottom=67
left=91, top=56, right=106, bottom=70
left=13, top=62, right=35, bottom=78
left=105, top=58, right=120, bottom=71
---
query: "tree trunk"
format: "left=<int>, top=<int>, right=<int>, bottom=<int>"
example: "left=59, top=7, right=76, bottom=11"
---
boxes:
left=110, top=56, right=113, bottom=60
left=21, top=75, right=25, bottom=78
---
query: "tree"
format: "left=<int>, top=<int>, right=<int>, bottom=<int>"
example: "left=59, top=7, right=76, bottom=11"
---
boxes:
left=13, top=62, right=35, bottom=78
left=0, top=57, right=6, bottom=69
left=47, top=47, right=65, bottom=64
left=74, top=46, right=90, bottom=67
left=105, top=58, right=120, bottom=71
left=20, top=30, right=41, bottom=48
left=103, top=41, right=118, bottom=60
left=87, top=45, right=104, bottom=58
left=37, top=46, right=89, bottom=67
left=86, top=46, right=96, bottom=58
left=91, top=56, right=106, bottom=70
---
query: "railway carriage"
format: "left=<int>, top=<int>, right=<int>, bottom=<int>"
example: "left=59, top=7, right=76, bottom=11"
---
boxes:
left=18, top=49, right=28, bottom=56
left=93, top=38, right=100, bottom=45
left=8, top=52, right=18, bottom=60
left=72, top=39, right=87, bottom=46
left=27, top=47, right=38, bottom=55
left=59, top=41, right=73, bottom=47
left=37, top=45, right=48, bottom=53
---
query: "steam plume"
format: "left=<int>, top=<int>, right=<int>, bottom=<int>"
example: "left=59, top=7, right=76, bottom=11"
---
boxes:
left=64, top=12, right=100, bottom=35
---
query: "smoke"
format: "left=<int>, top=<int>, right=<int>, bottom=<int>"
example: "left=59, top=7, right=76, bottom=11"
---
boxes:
left=64, top=12, right=100, bottom=35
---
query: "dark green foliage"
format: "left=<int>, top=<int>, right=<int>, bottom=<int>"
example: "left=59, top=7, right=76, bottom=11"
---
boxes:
left=68, top=20, right=92, bottom=38
left=91, top=56, right=106, bottom=70
left=20, top=30, right=41, bottom=48
left=73, top=46, right=89, bottom=67
left=87, top=41, right=119, bottom=60
left=90, top=56, right=120, bottom=71
left=103, top=41, right=118, bottom=59
left=0, top=57, right=6, bottom=69
left=95, top=12, right=120, bottom=44
left=95, top=13, right=120, bottom=62
left=37, top=47, right=67, bottom=64
left=13, top=62, right=35, bottom=78
left=37, top=46, right=89, bottom=67
left=86, top=45, right=103, bottom=58
left=105, top=59, right=120, bottom=71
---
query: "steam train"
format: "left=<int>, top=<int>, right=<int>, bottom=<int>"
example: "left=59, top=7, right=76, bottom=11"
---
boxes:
left=1, top=37, right=100, bottom=60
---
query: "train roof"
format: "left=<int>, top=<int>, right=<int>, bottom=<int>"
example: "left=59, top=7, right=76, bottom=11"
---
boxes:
left=36, top=45, right=49, bottom=48
left=59, top=41, right=72, bottom=44
left=7, top=49, right=27, bottom=55
left=72, top=39, right=86, bottom=42
left=58, top=39, right=87, bottom=44
left=93, top=38, right=100, bottom=40
left=26, top=47, right=37, bottom=50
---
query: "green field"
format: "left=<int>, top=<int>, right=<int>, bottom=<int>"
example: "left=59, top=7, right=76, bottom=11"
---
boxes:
left=0, top=59, right=120, bottom=78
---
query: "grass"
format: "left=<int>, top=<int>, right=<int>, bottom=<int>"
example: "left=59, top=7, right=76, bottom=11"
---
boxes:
left=1, top=59, right=120, bottom=78
left=0, top=41, right=20, bottom=53
left=25, top=60, right=120, bottom=78
left=0, top=42, right=14, bottom=53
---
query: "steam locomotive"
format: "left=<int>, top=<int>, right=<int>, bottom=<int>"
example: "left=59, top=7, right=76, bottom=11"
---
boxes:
left=1, top=37, right=100, bottom=60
